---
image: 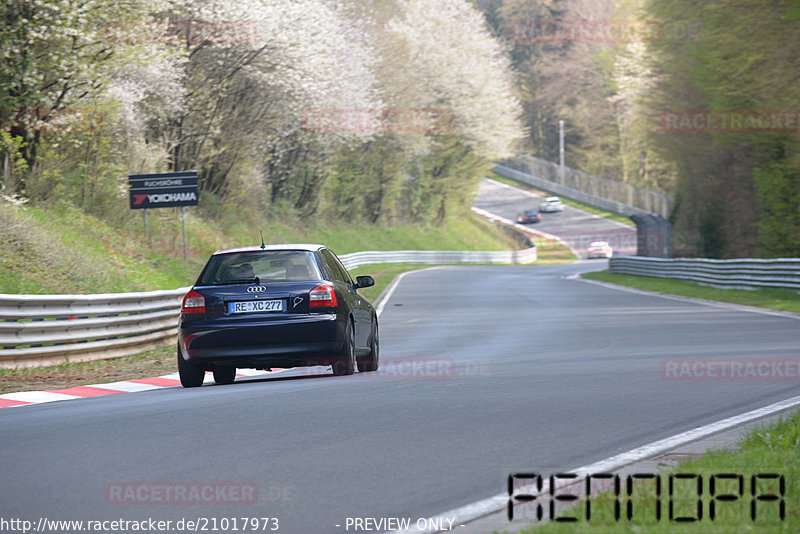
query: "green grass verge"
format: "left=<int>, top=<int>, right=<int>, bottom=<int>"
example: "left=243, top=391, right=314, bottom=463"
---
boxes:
left=0, top=346, right=177, bottom=395
left=487, top=171, right=634, bottom=227
left=516, top=410, right=800, bottom=533
left=582, top=271, right=800, bottom=314
left=535, top=243, right=578, bottom=264
left=0, top=202, right=199, bottom=294
left=0, top=197, right=521, bottom=294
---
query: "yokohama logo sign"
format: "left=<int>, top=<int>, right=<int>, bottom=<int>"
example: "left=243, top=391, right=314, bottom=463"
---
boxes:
left=133, top=192, right=198, bottom=205
left=129, top=171, right=199, bottom=209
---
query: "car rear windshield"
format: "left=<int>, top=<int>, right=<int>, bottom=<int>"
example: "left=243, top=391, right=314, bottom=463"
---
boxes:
left=196, top=251, right=322, bottom=285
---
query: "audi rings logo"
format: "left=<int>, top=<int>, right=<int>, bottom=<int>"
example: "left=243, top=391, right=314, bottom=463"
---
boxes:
left=247, top=286, right=267, bottom=293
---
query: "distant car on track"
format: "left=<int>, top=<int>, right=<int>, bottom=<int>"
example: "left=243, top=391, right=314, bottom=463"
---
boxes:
left=587, top=241, right=613, bottom=259
left=516, top=209, right=542, bottom=224
left=539, top=196, right=565, bottom=212
left=177, top=244, right=379, bottom=387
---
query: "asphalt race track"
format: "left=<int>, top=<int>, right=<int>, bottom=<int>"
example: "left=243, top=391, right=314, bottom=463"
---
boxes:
left=3, top=258, right=800, bottom=533
left=474, top=178, right=637, bottom=258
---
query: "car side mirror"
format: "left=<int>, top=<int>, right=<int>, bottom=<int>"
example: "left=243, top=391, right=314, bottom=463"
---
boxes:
left=355, top=275, right=375, bottom=289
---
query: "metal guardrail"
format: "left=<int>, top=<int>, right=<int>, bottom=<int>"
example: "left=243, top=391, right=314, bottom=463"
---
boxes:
left=340, top=248, right=536, bottom=269
left=0, top=248, right=536, bottom=368
left=494, top=154, right=674, bottom=218
left=0, top=289, right=190, bottom=368
left=609, top=256, right=800, bottom=291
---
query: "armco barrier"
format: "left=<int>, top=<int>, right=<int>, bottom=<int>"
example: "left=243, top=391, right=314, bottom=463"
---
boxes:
left=0, top=248, right=536, bottom=368
left=609, top=256, right=800, bottom=290
left=494, top=155, right=674, bottom=219
left=340, top=249, right=536, bottom=269
left=0, top=288, right=190, bottom=368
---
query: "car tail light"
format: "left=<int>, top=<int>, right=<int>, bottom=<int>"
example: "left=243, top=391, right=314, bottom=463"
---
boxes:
left=182, top=290, right=206, bottom=314
left=310, top=284, right=338, bottom=308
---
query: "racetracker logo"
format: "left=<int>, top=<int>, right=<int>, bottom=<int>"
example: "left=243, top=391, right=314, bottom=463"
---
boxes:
left=104, top=482, right=258, bottom=505
left=303, top=357, right=488, bottom=380
left=103, top=19, right=259, bottom=45
left=4, top=107, right=104, bottom=133
left=510, top=19, right=663, bottom=43
left=661, top=358, right=800, bottom=380
left=660, top=110, right=800, bottom=133
left=554, top=230, right=637, bottom=253
left=300, top=108, right=455, bottom=134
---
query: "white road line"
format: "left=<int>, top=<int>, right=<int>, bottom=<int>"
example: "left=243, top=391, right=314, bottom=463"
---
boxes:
left=576, top=276, right=800, bottom=321
left=375, top=268, right=441, bottom=318
left=2, top=368, right=298, bottom=409
left=0, top=391, right=85, bottom=404
left=391, top=394, right=800, bottom=533
left=82, top=381, right=163, bottom=393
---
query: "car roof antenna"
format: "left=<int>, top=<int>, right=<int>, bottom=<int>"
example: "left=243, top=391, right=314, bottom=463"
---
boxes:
left=259, top=230, right=266, bottom=250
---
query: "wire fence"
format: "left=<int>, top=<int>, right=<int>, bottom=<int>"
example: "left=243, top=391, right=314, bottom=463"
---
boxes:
left=495, top=154, right=673, bottom=218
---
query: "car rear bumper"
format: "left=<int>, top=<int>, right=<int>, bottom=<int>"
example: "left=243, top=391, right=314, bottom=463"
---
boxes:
left=178, top=313, right=344, bottom=368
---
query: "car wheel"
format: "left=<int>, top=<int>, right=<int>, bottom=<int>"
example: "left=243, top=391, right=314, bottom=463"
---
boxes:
left=358, top=321, right=379, bottom=373
left=332, top=320, right=355, bottom=376
left=178, top=347, right=205, bottom=388
left=213, top=367, right=236, bottom=385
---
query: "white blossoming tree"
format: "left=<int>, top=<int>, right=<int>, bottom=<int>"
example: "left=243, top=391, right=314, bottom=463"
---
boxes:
left=0, top=0, right=176, bottom=193
left=156, top=0, right=382, bottom=210
left=374, top=0, right=524, bottom=220
left=3, top=0, right=525, bottom=225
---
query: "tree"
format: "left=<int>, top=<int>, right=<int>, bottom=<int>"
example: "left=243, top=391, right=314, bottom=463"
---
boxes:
left=645, top=0, right=800, bottom=257
left=382, top=0, right=524, bottom=221
left=0, top=0, right=174, bottom=192
left=162, top=0, right=382, bottom=203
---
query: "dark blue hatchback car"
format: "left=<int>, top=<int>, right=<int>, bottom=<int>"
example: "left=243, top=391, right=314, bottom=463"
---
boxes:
left=177, top=244, right=379, bottom=387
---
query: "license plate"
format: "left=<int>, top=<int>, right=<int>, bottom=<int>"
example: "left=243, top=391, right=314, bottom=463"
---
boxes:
left=229, top=299, right=285, bottom=314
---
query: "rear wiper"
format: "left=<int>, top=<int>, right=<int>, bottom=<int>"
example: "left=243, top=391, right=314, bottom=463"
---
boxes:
left=212, top=277, right=260, bottom=285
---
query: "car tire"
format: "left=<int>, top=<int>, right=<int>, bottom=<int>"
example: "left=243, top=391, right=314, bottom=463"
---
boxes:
left=213, top=367, right=236, bottom=385
left=332, top=320, right=355, bottom=376
left=358, top=321, right=379, bottom=373
left=178, top=347, right=205, bottom=388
